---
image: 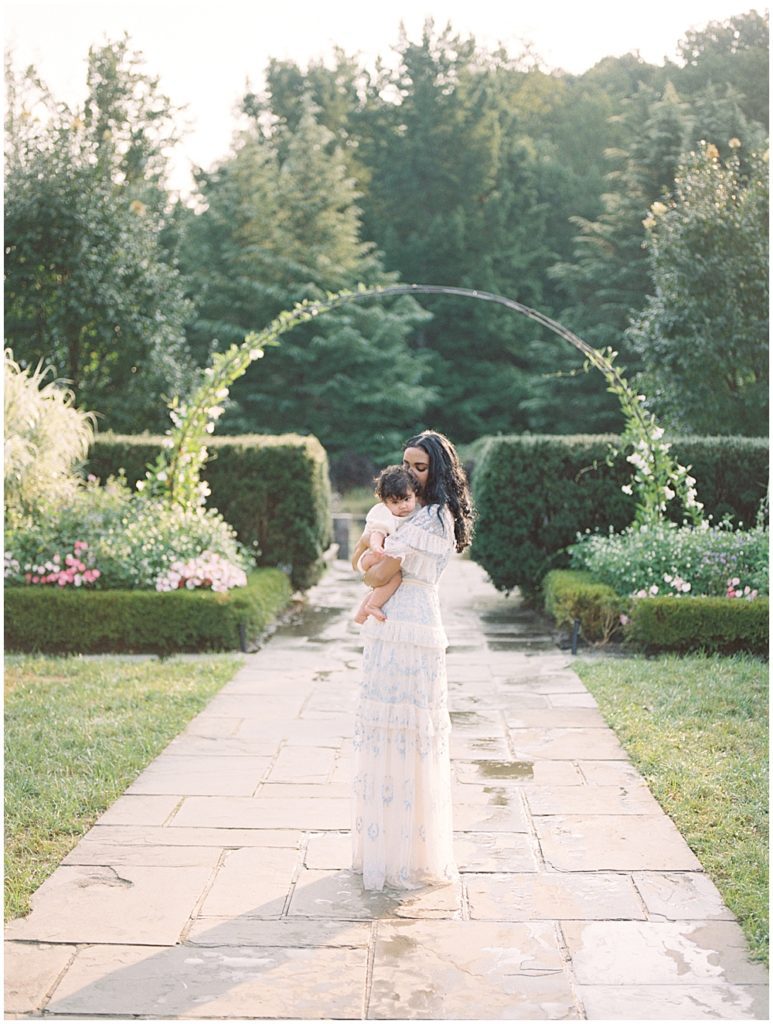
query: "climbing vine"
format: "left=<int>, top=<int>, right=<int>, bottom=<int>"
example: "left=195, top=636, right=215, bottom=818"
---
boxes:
left=141, top=283, right=703, bottom=527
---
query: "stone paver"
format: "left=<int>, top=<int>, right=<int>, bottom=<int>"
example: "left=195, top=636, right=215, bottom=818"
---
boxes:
left=368, top=920, right=577, bottom=1020
left=45, top=943, right=369, bottom=1018
left=466, top=871, right=646, bottom=921
left=4, top=554, right=767, bottom=1019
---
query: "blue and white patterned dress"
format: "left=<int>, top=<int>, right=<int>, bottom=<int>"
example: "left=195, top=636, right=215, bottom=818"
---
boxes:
left=352, top=502, right=458, bottom=891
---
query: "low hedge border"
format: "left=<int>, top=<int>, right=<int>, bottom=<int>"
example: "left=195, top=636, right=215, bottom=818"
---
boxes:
left=627, top=595, right=769, bottom=656
left=4, top=569, right=292, bottom=655
left=543, top=569, right=768, bottom=655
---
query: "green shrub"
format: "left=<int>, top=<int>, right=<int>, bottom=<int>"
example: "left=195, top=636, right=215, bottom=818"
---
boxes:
left=570, top=522, right=768, bottom=598
left=471, top=434, right=768, bottom=597
left=458, top=435, right=496, bottom=485
left=4, top=568, right=292, bottom=655
left=471, top=435, right=633, bottom=595
left=626, top=595, right=769, bottom=655
left=87, top=433, right=332, bottom=589
left=543, top=569, right=628, bottom=643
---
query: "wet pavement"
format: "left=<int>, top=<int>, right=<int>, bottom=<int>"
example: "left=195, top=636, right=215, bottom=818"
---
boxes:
left=5, top=555, right=769, bottom=1020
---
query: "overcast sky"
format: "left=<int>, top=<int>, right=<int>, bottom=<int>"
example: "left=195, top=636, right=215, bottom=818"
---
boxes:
left=5, top=0, right=765, bottom=193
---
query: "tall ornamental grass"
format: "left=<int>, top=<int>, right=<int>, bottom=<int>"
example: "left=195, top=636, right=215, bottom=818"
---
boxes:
left=4, top=348, right=95, bottom=524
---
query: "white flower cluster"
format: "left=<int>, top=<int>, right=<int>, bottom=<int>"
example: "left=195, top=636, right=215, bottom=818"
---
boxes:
left=155, top=550, right=248, bottom=593
left=4, top=552, right=20, bottom=579
left=634, top=573, right=693, bottom=598
left=664, top=572, right=692, bottom=594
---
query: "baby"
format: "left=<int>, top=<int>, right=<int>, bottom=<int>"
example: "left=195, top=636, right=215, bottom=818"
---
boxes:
left=353, top=465, right=418, bottom=624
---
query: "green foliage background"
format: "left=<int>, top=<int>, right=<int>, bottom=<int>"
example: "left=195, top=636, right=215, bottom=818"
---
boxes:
left=4, top=12, right=769, bottom=460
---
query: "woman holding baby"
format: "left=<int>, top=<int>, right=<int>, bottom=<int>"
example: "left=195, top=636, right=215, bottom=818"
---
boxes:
left=350, top=429, right=474, bottom=892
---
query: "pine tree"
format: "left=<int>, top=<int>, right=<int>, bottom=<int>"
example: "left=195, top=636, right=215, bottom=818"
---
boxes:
left=179, top=98, right=434, bottom=463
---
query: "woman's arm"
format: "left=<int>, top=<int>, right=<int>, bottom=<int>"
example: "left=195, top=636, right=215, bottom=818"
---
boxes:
left=351, top=534, right=369, bottom=572
left=362, top=554, right=402, bottom=588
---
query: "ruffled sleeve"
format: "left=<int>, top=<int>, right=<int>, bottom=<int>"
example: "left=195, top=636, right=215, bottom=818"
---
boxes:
left=384, top=504, right=454, bottom=581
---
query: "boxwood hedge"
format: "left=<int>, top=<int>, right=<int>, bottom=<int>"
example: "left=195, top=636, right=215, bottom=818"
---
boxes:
left=5, top=568, right=292, bottom=655
left=542, top=568, right=768, bottom=655
left=626, top=594, right=769, bottom=656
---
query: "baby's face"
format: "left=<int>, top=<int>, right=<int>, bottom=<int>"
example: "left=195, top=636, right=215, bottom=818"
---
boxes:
left=384, top=492, right=417, bottom=518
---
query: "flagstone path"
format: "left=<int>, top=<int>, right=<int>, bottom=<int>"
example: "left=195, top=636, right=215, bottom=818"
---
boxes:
left=5, top=554, right=769, bottom=1019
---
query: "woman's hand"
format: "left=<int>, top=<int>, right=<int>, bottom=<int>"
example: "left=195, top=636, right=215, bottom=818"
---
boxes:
left=362, top=555, right=401, bottom=588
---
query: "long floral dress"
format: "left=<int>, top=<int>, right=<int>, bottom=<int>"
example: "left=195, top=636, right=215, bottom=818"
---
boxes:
left=352, top=502, right=458, bottom=891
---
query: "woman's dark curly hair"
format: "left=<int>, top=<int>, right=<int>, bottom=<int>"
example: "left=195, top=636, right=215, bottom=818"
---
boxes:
left=404, top=430, right=475, bottom=552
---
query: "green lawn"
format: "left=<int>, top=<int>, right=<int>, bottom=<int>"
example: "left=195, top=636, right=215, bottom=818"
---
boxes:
left=574, top=652, right=769, bottom=964
left=4, top=653, right=242, bottom=920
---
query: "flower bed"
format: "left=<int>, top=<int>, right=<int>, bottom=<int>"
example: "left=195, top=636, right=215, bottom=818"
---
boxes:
left=569, top=521, right=768, bottom=599
left=4, top=469, right=299, bottom=653
left=4, top=568, right=292, bottom=655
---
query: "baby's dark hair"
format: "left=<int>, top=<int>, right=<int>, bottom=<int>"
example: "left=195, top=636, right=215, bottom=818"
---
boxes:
left=374, top=465, right=418, bottom=502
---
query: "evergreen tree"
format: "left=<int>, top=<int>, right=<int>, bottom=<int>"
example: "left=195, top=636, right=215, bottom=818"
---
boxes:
left=355, top=22, right=556, bottom=441
left=179, top=99, right=434, bottom=462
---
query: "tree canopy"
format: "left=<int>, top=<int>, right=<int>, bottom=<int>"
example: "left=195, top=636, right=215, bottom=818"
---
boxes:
left=4, top=11, right=768, bottom=459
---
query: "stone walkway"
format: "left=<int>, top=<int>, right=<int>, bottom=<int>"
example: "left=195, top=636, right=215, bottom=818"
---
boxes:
left=5, top=555, right=769, bottom=1020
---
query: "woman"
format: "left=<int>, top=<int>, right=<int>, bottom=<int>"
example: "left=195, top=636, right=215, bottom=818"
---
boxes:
left=350, top=430, right=475, bottom=891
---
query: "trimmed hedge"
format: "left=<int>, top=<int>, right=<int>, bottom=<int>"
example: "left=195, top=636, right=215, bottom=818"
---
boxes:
left=87, top=433, right=332, bottom=590
left=543, top=568, right=768, bottom=655
left=4, top=569, right=292, bottom=655
left=471, top=434, right=768, bottom=597
left=543, top=569, right=627, bottom=643
left=626, top=595, right=769, bottom=656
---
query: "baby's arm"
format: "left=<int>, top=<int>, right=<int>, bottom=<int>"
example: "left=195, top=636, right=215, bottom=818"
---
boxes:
left=368, top=529, right=387, bottom=557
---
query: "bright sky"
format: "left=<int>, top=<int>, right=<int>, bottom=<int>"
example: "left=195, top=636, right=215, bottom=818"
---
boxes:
left=4, top=0, right=765, bottom=194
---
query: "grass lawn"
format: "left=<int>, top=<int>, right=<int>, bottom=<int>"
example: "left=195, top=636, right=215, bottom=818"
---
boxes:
left=574, top=652, right=769, bottom=965
left=4, top=652, right=242, bottom=920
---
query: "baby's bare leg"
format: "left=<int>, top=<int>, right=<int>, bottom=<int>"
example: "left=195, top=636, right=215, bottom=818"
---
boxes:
left=355, top=572, right=402, bottom=623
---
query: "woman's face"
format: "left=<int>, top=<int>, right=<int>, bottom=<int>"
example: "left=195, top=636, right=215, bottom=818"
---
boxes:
left=403, top=446, right=430, bottom=498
